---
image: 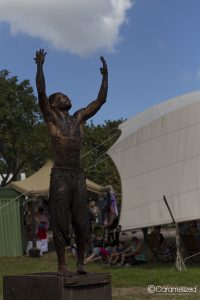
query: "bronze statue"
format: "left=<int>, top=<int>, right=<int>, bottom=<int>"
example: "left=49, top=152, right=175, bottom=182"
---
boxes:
left=34, top=49, right=108, bottom=275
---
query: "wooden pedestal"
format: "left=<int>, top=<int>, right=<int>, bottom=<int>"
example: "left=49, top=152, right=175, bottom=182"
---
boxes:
left=3, top=272, right=112, bottom=300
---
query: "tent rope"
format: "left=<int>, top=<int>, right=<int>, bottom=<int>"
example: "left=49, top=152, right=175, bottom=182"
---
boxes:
left=81, top=132, right=119, bottom=158
left=0, top=195, right=36, bottom=216
left=163, top=195, right=186, bottom=272
left=183, top=251, right=200, bottom=262
left=175, top=223, right=186, bottom=272
left=0, top=191, right=27, bottom=211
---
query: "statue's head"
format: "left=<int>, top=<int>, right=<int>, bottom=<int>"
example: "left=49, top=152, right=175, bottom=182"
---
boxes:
left=49, top=92, right=72, bottom=111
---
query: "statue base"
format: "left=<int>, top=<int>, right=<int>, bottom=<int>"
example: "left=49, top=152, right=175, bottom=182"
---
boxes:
left=3, top=272, right=112, bottom=300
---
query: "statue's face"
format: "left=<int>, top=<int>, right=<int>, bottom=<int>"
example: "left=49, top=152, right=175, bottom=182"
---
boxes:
left=56, top=94, right=72, bottom=110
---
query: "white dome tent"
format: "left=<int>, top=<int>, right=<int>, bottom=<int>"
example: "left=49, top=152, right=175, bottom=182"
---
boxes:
left=108, top=90, right=200, bottom=231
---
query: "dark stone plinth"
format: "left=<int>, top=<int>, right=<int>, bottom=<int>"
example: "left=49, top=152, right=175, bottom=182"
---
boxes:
left=3, top=272, right=112, bottom=300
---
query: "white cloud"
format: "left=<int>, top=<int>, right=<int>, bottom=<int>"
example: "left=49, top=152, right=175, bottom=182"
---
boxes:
left=0, top=0, right=134, bottom=56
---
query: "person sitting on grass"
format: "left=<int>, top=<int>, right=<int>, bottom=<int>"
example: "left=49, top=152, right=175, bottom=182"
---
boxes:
left=118, top=236, right=146, bottom=266
left=93, top=233, right=104, bottom=248
left=109, top=241, right=126, bottom=265
left=151, top=226, right=175, bottom=261
left=84, top=246, right=112, bottom=264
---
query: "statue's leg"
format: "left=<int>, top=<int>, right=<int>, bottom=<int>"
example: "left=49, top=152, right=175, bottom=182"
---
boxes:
left=71, top=173, right=90, bottom=274
left=53, top=234, right=69, bottom=275
left=49, top=168, right=71, bottom=275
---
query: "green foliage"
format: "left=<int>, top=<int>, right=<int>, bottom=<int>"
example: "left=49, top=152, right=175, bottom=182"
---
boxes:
left=82, top=119, right=123, bottom=200
left=0, top=70, right=51, bottom=185
left=23, top=122, right=51, bottom=177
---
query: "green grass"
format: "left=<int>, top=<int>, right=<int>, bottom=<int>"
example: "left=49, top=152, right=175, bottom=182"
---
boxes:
left=1, top=253, right=200, bottom=299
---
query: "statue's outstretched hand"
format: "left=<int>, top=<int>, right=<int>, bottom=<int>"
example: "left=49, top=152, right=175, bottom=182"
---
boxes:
left=100, top=56, right=108, bottom=75
left=34, top=49, right=47, bottom=65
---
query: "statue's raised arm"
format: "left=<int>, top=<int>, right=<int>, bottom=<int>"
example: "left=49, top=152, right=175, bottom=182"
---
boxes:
left=75, top=56, right=108, bottom=122
left=98, top=56, right=108, bottom=101
left=34, top=49, right=50, bottom=117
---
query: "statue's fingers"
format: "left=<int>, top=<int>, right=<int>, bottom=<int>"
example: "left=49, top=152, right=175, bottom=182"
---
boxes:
left=100, top=56, right=104, bottom=63
left=100, top=57, right=107, bottom=68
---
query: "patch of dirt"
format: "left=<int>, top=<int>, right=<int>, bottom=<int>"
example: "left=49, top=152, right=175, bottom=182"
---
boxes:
left=113, top=287, right=148, bottom=296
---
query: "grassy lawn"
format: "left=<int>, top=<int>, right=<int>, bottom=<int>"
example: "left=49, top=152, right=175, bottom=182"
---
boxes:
left=1, top=252, right=200, bottom=299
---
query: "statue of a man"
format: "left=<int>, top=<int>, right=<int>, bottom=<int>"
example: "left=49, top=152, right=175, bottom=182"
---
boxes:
left=34, top=49, right=108, bottom=275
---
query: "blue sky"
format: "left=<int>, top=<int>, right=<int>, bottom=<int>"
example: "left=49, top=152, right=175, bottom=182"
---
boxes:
left=1, top=0, right=200, bottom=124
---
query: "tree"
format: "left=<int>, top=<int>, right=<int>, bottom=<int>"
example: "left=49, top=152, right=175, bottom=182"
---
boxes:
left=22, top=122, right=51, bottom=177
left=0, top=70, right=51, bottom=186
left=81, top=119, right=123, bottom=200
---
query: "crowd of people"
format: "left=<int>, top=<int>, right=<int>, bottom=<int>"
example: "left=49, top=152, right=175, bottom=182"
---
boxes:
left=82, top=225, right=177, bottom=267
left=23, top=187, right=176, bottom=265
left=82, top=233, right=147, bottom=267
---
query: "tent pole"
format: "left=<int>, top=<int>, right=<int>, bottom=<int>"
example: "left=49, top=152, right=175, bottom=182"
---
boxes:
left=163, top=195, right=176, bottom=223
left=163, top=195, right=186, bottom=272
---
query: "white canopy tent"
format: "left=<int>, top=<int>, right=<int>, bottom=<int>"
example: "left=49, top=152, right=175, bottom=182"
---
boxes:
left=108, top=91, right=200, bottom=231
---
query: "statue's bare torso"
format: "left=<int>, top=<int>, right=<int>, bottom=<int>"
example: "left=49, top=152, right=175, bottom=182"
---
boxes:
left=47, top=113, right=84, bottom=169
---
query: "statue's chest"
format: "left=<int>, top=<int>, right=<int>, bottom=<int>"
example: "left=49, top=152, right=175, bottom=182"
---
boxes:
left=52, top=118, right=84, bottom=147
left=57, top=117, right=83, bottom=137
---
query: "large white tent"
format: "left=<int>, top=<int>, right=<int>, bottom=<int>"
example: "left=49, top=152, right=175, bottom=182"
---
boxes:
left=108, top=91, right=200, bottom=231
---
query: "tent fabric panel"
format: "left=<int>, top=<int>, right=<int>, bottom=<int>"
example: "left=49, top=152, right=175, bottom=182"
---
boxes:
left=0, top=198, right=22, bottom=256
left=109, top=97, right=200, bottom=157
left=113, top=125, right=200, bottom=182
left=121, top=156, right=200, bottom=210
left=120, top=199, right=171, bottom=231
left=108, top=92, right=200, bottom=230
left=116, top=90, right=200, bottom=143
left=0, top=188, right=20, bottom=198
left=120, top=189, right=200, bottom=231
left=9, top=160, right=52, bottom=195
